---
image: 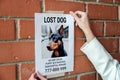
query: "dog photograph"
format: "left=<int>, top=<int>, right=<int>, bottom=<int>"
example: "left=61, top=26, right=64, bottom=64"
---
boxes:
left=41, top=24, right=69, bottom=58
left=35, top=13, right=74, bottom=75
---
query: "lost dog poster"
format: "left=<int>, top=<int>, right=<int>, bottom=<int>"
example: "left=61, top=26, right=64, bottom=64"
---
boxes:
left=35, top=13, right=74, bottom=75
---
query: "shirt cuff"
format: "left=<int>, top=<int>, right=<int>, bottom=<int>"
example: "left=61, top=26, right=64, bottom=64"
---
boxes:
left=80, top=37, right=113, bottom=69
left=80, top=37, right=97, bottom=53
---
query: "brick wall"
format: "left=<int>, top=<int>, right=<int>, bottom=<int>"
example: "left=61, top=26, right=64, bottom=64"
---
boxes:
left=0, top=0, right=120, bottom=80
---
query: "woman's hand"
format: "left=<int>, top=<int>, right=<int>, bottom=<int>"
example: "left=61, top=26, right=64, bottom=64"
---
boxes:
left=70, top=11, right=95, bottom=42
left=29, top=72, right=47, bottom=80
left=70, top=11, right=90, bottom=32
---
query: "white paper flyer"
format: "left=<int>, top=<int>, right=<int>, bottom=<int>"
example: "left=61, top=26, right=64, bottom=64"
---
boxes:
left=35, top=13, right=74, bottom=75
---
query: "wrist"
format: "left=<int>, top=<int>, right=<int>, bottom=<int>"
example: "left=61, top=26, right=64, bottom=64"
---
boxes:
left=82, top=27, right=91, bottom=34
left=83, top=28, right=95, bottom=42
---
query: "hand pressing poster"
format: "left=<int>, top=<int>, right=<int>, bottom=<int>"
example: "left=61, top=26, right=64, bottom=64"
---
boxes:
left=35, top=13, right=74, bottom=75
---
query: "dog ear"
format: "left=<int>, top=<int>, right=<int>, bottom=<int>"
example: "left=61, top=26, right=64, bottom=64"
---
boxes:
left=50, top=27, right=52, bottom=34
left=49, top=27, right=53, bottom=40
left=58, top=25, right=64, bottom=33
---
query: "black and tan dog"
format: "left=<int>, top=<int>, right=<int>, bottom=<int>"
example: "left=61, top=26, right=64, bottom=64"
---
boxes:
left=47, top=25, right=67, bottom=58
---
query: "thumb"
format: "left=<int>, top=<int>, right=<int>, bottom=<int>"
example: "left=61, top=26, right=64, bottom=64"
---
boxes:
left=69, top=11, right=80, bottom=23
left=36, top=72, right=47, bottom=80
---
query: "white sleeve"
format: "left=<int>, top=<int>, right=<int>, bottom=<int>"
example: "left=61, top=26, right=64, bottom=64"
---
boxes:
left=80, top=38, right=120, bottom=80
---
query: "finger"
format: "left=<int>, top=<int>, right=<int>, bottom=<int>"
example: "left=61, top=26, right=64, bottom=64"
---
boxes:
left=29, top=73, right=36, bottom=80
left=75, top=22, right=78, bottom=26
left=74, top=11, right=86, bottom=16
left=69, top=11, right=80, bottom=21
left=75, top=11, right=88, bottom=19
left=36, top=72, right=46, bottom=80
left=70, top=11, right=78, bottom=26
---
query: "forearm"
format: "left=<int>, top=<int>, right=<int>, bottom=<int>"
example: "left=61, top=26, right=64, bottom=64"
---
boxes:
left=82, top=27, right=95, bottom=43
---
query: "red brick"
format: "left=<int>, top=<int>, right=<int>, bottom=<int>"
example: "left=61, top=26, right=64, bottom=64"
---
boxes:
left=115, top=0, right=120, bottom=4
left=70, top=56, right=95, bottom=74
left=79, top=0, right=96, bottom=2
left=99, top=0, right=113, bottom=3
left=98, top=74, right=102, bottom=80
left=99, top=38, right=119, bottom=53
left=0, top=42, right=34, bottom=63
left=105, top=21, right=120, bottom=36
left=75, top=25, right=84, bottom=37
left=45, top=0, right=85, bottom=13
left=0, top=0, right=40, bottom=17
left=80, top=73, right=96, bottom=80
left=61, top=76, right=76, bottom=80
left=0, top=20, right=15, bottom=40
left=90, top=21, right=103, bottom=36
left=20, top=20, right=34, bottom=39
left=88, top=4, right=118, bottom=20
left=0, top=65, right=16, bottom=80
left=20, top=63, right=35, bottom=80
left=112, top=53, right=120, bottom=62
left=75, top=39, right=85, bottom=56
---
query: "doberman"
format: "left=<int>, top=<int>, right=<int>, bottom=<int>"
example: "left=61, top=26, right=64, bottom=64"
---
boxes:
left=47, top=25, right=67, bottom=58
